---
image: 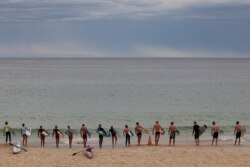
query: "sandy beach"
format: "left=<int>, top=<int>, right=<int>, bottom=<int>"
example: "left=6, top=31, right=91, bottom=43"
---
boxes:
left=1, top=142, right=250, bottom=167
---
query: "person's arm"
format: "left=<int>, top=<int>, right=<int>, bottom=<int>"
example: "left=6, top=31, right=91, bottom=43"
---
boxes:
left=192, top=126, right=194, bottom=135
left=38, top=130, right=40, bottom=138
left=52, top=129, right=55, bottom=137
left=168, top=126, right=171, bottom=135
left=234, top=126, right=236, bottom=135
left=152, top=125, right=155, bottom=135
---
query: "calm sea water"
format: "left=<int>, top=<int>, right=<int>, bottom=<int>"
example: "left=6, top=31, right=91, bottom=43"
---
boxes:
left=1, top=58, right=250, bottom=146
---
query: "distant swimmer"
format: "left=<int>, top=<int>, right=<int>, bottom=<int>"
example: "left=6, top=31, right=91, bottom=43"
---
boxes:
left=135, top=122, right=148, bottom=146
left=211, top=121, right=219, bottom=146
left=96, top=124, right=106, bottom=149
left=234, top=121, right=242, bottom=146
left=21, top=123, right=28, bottom=146
left=38, top=125, right=49, bottom=147
left=3, top=121, right=12, bottom=144
left=168, top=122, right=176, bottom=146
left=152, top=121, right=162, bottom=145
left=66, top=125, right=74, bottom=148
left=109, top=126, right=117, bottom=148
left=123, top=125, right=130, bottom=147
left=192, top=121, right=200, bottom=146
left=80, top=124, right=89, bottom=148
left=52, top=125, right=63, bottom=148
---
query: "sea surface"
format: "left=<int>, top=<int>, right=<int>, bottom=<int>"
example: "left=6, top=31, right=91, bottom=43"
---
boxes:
left=0, top=58, right=250, bottom=147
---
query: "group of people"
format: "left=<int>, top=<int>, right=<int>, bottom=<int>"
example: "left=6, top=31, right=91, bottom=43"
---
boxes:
left=2, top=120, right=245, bottom=149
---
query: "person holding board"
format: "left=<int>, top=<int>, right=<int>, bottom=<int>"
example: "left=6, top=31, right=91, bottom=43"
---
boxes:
left=21, top=123, right=28, bottom=146
left=123, top=125, right=131, bottom=147
left=52, top=125, right=64, bottom=148
left=38, top=125, right=49, bottom=147
left=109, top=126, right=118, bottom=148
left=96, top=124, right=106, bottom=149
left=211, top=121, right=219, bottom=146
left=234, top=121, right=242, bottom=146
left=135, top=122, right=148, bottom=146
left=168, top=122, right=176, bottom=146
left=66, top=125, right=74, bottom=148
left=3, top=121, right=12, bottom=144
left=192, top=121, right=200, bottom=146
left=80, top=124, right=90, bottom=148
left=152, top=121, right=162, bottom=145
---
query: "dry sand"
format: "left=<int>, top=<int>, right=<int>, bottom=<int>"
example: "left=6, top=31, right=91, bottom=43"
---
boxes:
left=1, top=143, right=250, bottom=167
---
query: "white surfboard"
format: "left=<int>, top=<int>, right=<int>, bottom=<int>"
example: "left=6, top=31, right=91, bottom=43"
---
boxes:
left=13, top=143, right=22, bottom=154
left=25, top=128, right=32, bottom=137
left=42, top=131, right=49, bottom=136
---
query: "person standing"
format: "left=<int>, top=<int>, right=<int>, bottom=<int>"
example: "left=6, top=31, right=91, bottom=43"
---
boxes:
left=152, top=121, right=162, bottom=145
left=109, top=126, right=117, bottom=148
left=96, top=124, right=106, bottom=149
left=123, top=125, right=130, bottom=147
left=234, top=121, right=242, bottom=146
left=38, top=125, right=48, bottom=147
left=21, top=123, right=28, bottom=146
left=135, top=122, right=148, bottom=146
left=168, top=122, right=176, bottom=146
left=52, top=125, right=63, bottom=148
left=192, top=121, right=200, bottom=146
left=3, top=121, right=12, bottom=144
left=80, top=124, right=90, bottom=148
left=66, top=125, right=74, bottom=148
left=211, top=121, right=219, bottom=146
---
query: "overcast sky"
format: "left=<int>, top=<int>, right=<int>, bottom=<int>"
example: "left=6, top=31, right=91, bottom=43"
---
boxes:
left=0, top=0, right=250, bottom=58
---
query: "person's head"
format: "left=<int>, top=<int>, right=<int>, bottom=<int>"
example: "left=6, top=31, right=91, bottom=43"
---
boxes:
left=111, top=126, right=113, bottom=129
left=40, top=125, right=42, bottom=129
left=5, top=121, right=8, bottom=125
left=99, top=124, right=102, bottom=128
left=194, top=121, right=197, bottom=125
left=82, top=124, right=85, bottom=127
left=156, top=121, right=159, bottom=124
left=171, top=122, right=174, bottom=125
left=55, top=125, right=58, bottom=129
left=67, top=125, right=70, bottom=129
left=212, top=121, right=215, bottom=125
left=236, top=121, right=239, bottom=125
left=125, top=124, right=128, bottom=128
left=22, top=123, right=25, bottom=127
left=136, top=122, right=139, bottom=125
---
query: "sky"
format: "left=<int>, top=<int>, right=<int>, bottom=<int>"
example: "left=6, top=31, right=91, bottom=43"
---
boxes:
left=0, top=0, right=250, bottom=58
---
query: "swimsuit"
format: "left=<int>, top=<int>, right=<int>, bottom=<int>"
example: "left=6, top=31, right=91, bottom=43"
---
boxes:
left=213, top=132, right=218, bottom=139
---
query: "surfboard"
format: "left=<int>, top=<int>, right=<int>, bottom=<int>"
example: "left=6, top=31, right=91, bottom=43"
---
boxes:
left=176, top=129, right=180, bottom=135
left=57, top=131, right=64, bottom=137
left=13, top=143, right=22, bottom=154
left=160, top=128, right=165, bottom=135
left=97, top=131, right=107, bottom=137
left=65, top=129, right=74, bottom=136
left=219, top=129, right=224, bottom=134
left=199, top=125, right=207, bottom=137
left=85, top=151, right=93, bottom=159
left=42, top=131, right=49, bottom=136
left=241, top=126, right=246, bottom=137
left=10, top=128, right=15, bottom=135
left=87, top=130, right=91, bottom=138
left=25, top=128, right=32, bottom=137
left=128, top=130, right=134, bottom=137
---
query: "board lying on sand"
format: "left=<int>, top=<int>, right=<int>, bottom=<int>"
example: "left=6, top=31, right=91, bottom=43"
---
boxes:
left=13, top=143, right=21, bottom=154
left=199, top=125, right=207, bottom=137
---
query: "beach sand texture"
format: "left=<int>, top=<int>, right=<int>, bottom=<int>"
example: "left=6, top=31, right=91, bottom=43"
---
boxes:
left=1, top=143, right=250, bottom=167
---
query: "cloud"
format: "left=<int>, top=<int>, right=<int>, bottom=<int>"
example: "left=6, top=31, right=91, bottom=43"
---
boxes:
left=134, top=45, right=249, bottom=58
left=0, top=43, right=111, bottom=57
left=1, top=0, right=250, bottom=22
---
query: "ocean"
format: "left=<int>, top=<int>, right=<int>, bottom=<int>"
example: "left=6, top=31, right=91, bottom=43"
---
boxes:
left=0, top=58, right=250, bottom=147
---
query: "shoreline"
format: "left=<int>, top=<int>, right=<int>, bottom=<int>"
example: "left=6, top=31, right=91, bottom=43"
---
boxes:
left=1, top=142, right=250, bottom=167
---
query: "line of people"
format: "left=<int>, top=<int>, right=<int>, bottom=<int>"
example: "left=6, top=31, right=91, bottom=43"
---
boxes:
left=2, top=120, right=245, bottom=148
